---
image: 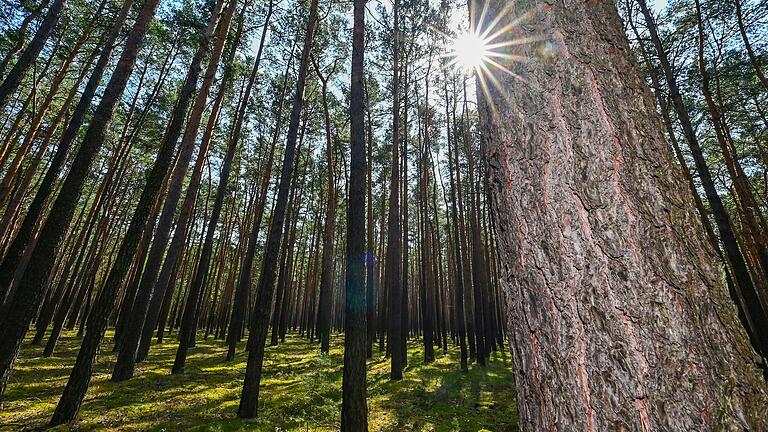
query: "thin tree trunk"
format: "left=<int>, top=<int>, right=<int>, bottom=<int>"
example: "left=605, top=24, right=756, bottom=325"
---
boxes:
left=313, top=53, right=338, bottom=354
left=386, top=0, right=404, bottom=381
left=237, top=0, right=318, bottom=417
left=341, top=0, right=368, bottom=426
left=444, top=71, right=468, bottom=372
left=226, top=44, right=295, bottom=361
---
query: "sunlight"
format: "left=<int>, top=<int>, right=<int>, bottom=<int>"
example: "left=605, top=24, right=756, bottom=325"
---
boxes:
left=449, top=31, right=491, bottom=73
left=433, top=3, right=546, bottom=120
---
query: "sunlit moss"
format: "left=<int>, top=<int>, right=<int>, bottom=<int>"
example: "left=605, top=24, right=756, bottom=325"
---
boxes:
left=1, top=331, right=517, bottom=431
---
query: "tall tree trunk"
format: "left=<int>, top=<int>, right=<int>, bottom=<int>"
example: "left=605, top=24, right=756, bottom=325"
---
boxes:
left=226, top=43, right=294, bottom=361
left=341, top=0, right=368, bottom=427
left=386, top=0, right=404, bottom=381
left=445, top=72, right=468, bottom=371
left=481, top=0, right=768, bottom=429
left=314, top=54, right=337, bottom=354
left=400, top=59, right=410, bottom=368
left=463, top=79, right=486, bottom=366
left=365, top=83, right=376, bottom=358
left=453, top=89, right=475, bottom=361
left=419, top=63, right=435, bottom=364
left=237, top=0, right=318, bottom=417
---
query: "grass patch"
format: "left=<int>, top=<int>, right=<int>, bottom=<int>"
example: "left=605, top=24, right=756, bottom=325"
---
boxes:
left=0, top=331, right=517, bottom=431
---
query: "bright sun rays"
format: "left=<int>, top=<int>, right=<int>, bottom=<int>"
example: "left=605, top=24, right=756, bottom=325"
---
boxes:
left=441, top=1, right=545, bottom=115
left=448, top=30, right=492, bottom=73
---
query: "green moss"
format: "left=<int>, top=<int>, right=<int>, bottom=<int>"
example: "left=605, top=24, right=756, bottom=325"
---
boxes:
left=0, top=332, right=517, bottom=431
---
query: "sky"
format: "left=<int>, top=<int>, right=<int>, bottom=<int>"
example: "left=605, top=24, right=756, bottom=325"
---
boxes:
left=653, top=0, right=669, bottom=12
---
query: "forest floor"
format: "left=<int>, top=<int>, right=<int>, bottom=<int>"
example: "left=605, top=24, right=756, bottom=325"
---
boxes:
left=1, top=331, right=517, bottom=431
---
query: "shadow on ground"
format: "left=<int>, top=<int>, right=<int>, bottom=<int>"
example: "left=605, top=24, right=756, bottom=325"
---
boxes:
left=0, top=331, right=517, bottom=431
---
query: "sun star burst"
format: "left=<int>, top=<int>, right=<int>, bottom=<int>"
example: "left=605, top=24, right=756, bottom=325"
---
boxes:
left=449, top=30, right=492, bottom=73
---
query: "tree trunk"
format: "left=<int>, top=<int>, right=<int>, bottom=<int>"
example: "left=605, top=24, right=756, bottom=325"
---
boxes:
left=386, top=0, right=404, bottom=381
left=237, top=0, right=319, bottom=417
left=419, top=64, right=435, bottom=364
left=341, top=0, right=368, bottom=427
left=636, top=0, right=768, bottom=358
left=481, top=0, right=768, bottom=430
left=364, top=83, right=376, bottom=359
left=226, top=43, right=294, bottom=361
left=445, top=72, right=468, bottom=372
left=314, top=54, right=337, bottom=354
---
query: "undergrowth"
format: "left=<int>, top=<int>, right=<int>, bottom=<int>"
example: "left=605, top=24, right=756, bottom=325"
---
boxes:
left=0, top=331, right=517, bottom=431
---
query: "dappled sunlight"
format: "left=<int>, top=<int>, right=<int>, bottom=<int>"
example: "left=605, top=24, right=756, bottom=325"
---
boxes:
left=1, top=331, right=516, bottom=431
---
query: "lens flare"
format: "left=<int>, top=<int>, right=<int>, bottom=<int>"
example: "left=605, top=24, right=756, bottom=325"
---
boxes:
left=450, top=31, right=491, bottom=72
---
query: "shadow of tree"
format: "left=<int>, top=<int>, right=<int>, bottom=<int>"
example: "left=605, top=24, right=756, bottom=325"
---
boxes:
left=1, top=331, right=516, bottom=432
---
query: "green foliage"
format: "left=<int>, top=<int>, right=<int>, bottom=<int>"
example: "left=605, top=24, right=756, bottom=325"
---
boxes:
left=1, top=332, right=516, bottom=431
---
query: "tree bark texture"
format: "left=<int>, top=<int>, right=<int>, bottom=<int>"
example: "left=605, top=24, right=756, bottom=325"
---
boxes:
left=481, top=1, right=768, bottom=430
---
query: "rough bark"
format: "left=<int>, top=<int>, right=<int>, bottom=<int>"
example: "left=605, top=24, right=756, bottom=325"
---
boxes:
left=481, top=1, right=768, bottom=430
left=636, top=0, right=768, bottom=358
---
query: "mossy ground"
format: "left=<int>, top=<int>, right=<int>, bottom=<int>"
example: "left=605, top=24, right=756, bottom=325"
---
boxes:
left=1, top=331, right=517, bottom=431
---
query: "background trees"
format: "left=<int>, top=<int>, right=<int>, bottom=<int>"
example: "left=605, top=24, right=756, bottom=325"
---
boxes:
left=5, top=0, right=764, bottom=429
